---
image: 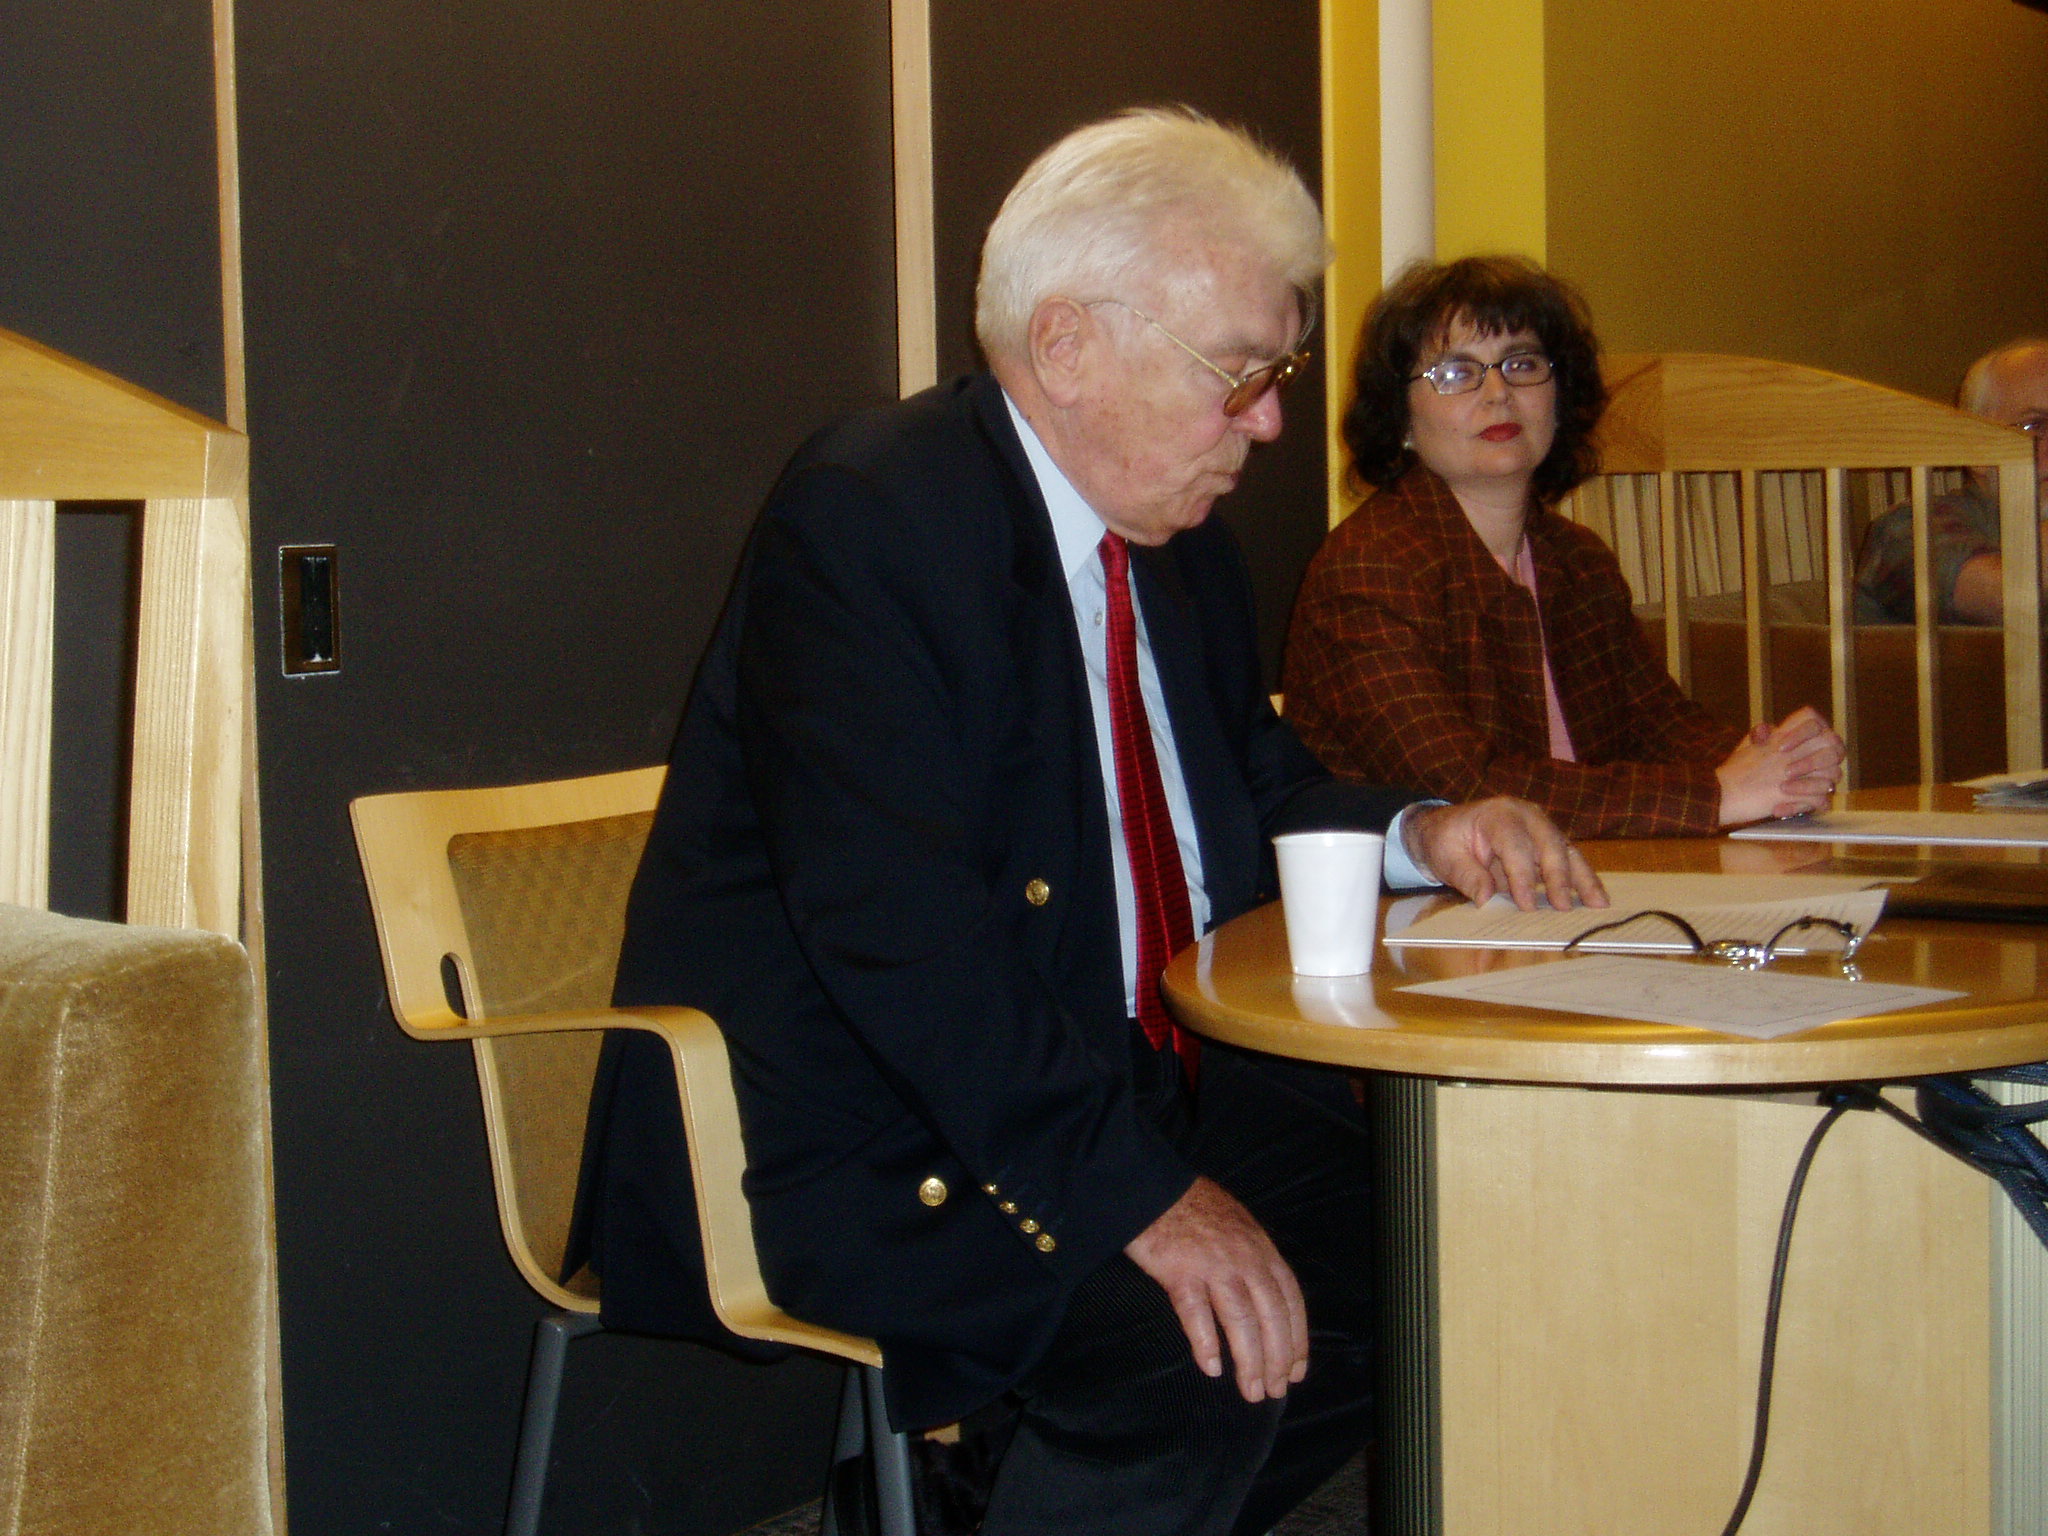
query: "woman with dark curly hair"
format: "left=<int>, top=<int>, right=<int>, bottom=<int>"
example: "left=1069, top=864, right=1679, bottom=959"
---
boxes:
left=1283, top=256, right=1843, bottom=837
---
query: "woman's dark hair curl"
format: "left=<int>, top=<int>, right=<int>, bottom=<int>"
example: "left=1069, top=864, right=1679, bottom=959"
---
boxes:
left=1344, top=255, right=1606, bottom=503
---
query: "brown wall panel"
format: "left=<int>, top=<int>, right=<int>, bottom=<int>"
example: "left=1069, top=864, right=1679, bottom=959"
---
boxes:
left=236, top=1, right=897, bottom=1530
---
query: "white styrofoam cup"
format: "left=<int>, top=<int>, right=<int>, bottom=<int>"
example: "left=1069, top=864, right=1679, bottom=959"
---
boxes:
left=1273, top=830, right=1386, bottom=976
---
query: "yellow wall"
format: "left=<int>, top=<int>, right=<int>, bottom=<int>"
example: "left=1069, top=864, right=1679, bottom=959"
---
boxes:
left=1546, top=0, right=2048, bottom=402
left=1321, top=0, right=1380, bottom=522
left=1434, top=0, right=1547, bottom=263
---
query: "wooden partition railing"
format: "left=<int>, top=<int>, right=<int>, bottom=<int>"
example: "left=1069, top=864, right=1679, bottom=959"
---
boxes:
left=1561, top=354, right=2039, bottom=789
left=0, top=328, right=250, bottom=935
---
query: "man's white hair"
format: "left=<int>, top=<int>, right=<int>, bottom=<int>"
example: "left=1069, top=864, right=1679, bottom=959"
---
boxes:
left=1960, top=337, right=2048, bottom=416
left=974, top=107, right=1327, bottom=363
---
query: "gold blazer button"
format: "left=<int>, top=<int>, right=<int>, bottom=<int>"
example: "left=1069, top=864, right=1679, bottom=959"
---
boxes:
left=1034, top=1233, right=1057, bottom=1254
left=1024, top=878, right=1051, bottom=906
left=918, top=1177, right=949, bottom=1207
left=1019, top=1218, right=1040, bottom=1234
left=998, top=1200, right=1019, bottom=1215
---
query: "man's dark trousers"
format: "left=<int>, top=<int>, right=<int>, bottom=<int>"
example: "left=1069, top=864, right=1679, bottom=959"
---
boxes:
left=980, top=1044, right=1374, bottom=1536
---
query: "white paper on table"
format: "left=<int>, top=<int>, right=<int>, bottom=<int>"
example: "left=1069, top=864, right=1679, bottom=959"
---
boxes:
left=1397, top=955, right=1963, bottom=1040
left=1383, top=872, right=1888, bottom=953
left=1959, top=771, right=2048, bottom=790
left=1730, top=810, right=2048, bottom=848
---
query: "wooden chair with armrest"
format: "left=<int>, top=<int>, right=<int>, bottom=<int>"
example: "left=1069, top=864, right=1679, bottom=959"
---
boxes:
left=1563, top=353, right=2042, bottom=788
left=0, top=330, right=278, bottom=1534
left=349, top=766, right=913, bottom=1536
left=0, top=324, right=250, bottom=932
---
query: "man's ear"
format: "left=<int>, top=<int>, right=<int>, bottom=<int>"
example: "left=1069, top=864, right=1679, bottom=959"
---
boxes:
left=1027, top=298, right=1093, bottom=408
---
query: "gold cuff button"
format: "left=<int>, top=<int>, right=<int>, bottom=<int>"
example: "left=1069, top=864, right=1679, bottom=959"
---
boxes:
left=998, top=1200, right=1019, bottom=1215
left=982, top=1182, right=1000, bottom=1196
left=1025, top=878, right=1051, bottom=906
left=1019, top=1218, right=1039, bottom=1234
left=918, top=1177, right=949, bottom=1208
left=1034, top=1233, right=1057, bottom=1253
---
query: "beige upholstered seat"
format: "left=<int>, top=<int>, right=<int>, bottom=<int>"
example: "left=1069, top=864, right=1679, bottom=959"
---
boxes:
left=349, top=767, right=910, bottom=1536
left=0, top=904, right=276, bottom=1536
left=1563, top=353, right=2041, bottom=787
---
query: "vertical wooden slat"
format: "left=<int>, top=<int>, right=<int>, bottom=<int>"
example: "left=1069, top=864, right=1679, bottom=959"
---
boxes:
left=1909, top=464, right=1943, bottom=785
left=128, top=492, right=247, bottom=933
left=1635, top=476, right=1662, bottom=610
left=0, top=499, right=57, bottom=908
left=1715, top=472, right=1744, bottom=593
left=890, top=0, right=936, bottom=398
left=1998, top=455, right=2043, bottom=773
left=1823, top=468, right=1860, bottom=790
left=1614, top=479, right=1644, bottom=602
left=1739, top=468, right=1770, bottom=727
left=1659, top=471, right=1689, bottom=690
left=1760, top=470, right=1791, bottom=587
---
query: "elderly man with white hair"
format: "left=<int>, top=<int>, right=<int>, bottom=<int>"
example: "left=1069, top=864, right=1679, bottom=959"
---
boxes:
left=1855, top=337, right=2048, bottom=624
left=576, top=108, right=1599, bottom=1536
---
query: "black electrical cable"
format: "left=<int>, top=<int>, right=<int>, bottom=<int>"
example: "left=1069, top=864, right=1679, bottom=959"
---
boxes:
left=1717, top=1095, right=1853, bottom=1536
left=1715, top=1068, right=2048, bottom=1536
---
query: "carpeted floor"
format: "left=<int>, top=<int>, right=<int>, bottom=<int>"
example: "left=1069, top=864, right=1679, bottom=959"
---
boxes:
left=735, top=1450, right=1367, bottom=1536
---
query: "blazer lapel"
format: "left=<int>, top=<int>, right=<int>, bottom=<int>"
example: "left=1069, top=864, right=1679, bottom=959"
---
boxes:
left=967, top=377, right=1124, bottom=1005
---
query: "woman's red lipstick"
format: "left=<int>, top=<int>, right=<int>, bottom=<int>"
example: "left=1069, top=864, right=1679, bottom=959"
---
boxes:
left=1479, top=422, right=1522, bottom=442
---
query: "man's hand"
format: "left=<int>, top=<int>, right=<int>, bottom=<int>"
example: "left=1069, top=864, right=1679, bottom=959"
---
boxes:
left=1403, top=797, right=1608, bottom=912
left=1124, top=1176, right=1306, bottom=1404
left=1715, top=706, right=1846, bottom=825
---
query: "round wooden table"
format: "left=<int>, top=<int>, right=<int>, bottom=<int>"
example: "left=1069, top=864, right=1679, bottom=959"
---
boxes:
left=1161, top=784, right=2046, bottom=1536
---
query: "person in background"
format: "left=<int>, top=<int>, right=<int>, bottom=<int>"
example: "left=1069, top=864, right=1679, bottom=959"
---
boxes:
left=1284, top=256, right=1845, bottom=840
left=574, top=117, right=1602, bottom=1536
left=1853, top=338, right=2048, bottom=625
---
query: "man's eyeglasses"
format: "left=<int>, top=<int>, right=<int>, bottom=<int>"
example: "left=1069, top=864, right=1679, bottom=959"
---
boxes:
left=1410, top=352, right=1553, bottom=396
left=1563, top=909, right=1866, bottom=979
left=1087, top=297, right=1315, bottom=417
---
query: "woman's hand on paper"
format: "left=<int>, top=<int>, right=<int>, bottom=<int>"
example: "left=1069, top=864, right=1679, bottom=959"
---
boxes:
left=1716, top=706, right=1846, bottom=826
left=1405, top=797, right=1609, bottom=913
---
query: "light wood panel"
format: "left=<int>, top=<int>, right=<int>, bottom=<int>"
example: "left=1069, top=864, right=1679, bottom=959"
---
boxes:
left=891, top=0, right=936, bottom=398
left=1435, top=1083, right=1990, bottom=1535
left=0, top=328, right=240, bottom=501
left=0, top=328, right=251, bottom=936
left=0, top=500, right=56, bottom=908
left=1600, top=353, right=2033, bottom=473
left=128, top=487, right=248, bottom=932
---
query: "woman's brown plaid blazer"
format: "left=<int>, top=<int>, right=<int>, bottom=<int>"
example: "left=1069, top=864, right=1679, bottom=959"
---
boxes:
left=1283, top=467, right=1740, bottom=838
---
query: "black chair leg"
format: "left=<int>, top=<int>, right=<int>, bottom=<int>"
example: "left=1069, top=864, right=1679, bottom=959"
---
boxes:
left=864, top=1365, right=916, bottom=1536
left=505, top=1309, right=602, bottom=1536
left=820, top=1363, right=915, bottom=1536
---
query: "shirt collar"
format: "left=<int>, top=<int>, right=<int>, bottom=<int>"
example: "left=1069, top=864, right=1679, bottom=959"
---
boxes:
left=1003, top=389, right=1112, bottom=583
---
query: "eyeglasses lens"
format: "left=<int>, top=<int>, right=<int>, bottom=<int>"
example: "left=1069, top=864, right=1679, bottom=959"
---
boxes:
left=1424, top=353, right=1553, bottom=395
left=1223, top=353, right=1307, bottom=417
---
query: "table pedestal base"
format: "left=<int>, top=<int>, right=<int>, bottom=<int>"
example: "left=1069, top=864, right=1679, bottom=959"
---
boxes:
left=1374, top=1077, right=1996, bottom=1536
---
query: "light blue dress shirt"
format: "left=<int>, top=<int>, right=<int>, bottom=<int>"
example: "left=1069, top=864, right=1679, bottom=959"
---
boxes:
left=1001, top=393, right=1431, bottom=1017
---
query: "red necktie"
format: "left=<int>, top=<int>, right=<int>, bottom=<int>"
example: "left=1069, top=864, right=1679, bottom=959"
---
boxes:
left=1099, top=533, right=1199, bottom=1076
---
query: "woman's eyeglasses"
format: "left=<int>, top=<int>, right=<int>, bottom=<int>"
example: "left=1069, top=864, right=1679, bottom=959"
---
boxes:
left=1410, top=352, right=1553, bottom=396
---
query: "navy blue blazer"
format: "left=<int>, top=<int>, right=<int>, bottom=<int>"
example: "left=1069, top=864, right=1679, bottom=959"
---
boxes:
left=577, top=373, right=1413, bottom=1429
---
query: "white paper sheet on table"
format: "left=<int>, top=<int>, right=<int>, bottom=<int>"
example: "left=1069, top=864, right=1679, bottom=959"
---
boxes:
left=1729, top=810, right=2048, bottom=847
left=1397, top=955, right=1963, bottom=1039
left=1383, top=872, right=1888, bottom=953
